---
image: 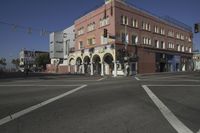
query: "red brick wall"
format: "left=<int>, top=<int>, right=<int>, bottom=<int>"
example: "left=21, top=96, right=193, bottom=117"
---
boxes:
left=137, top=47, right=156, bottom=74
left=74, top=2, right=115, bottom=51
left=68, top=66, right=75, bottom=73
left=114, top=0, right=193, bottom=51
left=47, top=64, right=74, bottom=74
left=46, top=64, right=56, bottom=73
left=58, top=66, right=69, bottom=73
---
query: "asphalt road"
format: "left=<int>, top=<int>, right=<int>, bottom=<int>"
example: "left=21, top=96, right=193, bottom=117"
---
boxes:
left=0, top=72, right=199, bottom=133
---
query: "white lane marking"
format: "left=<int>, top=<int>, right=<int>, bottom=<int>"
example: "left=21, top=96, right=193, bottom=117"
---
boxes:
left=142, top=75, right=192, bottom=80
left=142, top=85, right=193, bottom=133
left=147, top=85, right=200, bottom=87
left=30, top=79, right=101, bottom=82
left=197, top=129, right=200, bottom=133
left=135, top=77, right=140, bottom=81
left=97, top=78, right=105, bottom=81
left=0, top=84, right=87, bottom=126
left=140, top=79, right=200, bottom=82
left=0, top=85, right=83, bottom=87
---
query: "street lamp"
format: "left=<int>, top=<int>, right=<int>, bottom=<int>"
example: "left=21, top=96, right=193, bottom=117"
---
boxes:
left=123, top=24, right=130, bottom=76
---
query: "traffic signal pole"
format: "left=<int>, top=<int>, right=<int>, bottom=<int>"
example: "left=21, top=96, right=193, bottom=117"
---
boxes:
left=194, top=23, right=200, bottom=33
left=103, top=28, right=117, bottom=77
left=114, top=41, right=117, bottom=77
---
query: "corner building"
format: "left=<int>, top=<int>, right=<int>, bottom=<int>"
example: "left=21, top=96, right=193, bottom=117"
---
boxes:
left=68, top=0, right=193, bottom=76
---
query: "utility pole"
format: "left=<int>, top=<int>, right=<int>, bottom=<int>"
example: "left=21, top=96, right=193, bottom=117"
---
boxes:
left=125, top=24, right=128, bottom=53
left=124, top=24, right=129, bottom=76
left=103, top=28, right=117, bottom=77
left=193, top=23, right=200, bottom=72
left=114, top=42, right=117, bottom=77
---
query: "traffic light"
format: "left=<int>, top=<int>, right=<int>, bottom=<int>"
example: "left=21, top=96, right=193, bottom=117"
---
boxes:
left=103, top=29, right=108, bottom=38
left=194, top=23, right=200, bottom=33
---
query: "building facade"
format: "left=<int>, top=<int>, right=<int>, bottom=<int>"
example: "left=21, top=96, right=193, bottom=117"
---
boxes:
left=62, top=25, right=75, bottom=65
left=47, top=25, right=75, bottom=73
left=19, top=50, right=49, bottom=71
left=19, top=50, right=35, bottom=68
left=49, top=31, right=64, bottom=65
left=49, top=26, right=75, bottom=65
left=50, top=0, right=193, bottom=76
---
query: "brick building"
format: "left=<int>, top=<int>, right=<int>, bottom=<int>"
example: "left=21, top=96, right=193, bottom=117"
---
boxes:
left=52, top=0, right=193, bottom=76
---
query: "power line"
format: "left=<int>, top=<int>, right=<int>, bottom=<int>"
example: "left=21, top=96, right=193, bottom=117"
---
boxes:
left=0, top=20, right=51, bottom=37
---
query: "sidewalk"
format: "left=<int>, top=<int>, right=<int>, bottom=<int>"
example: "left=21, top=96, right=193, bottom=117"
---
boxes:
left=136, top=71, right=197, bottom=77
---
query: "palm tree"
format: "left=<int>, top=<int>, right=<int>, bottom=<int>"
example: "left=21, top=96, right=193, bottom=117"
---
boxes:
left=0, top=58, right=7, bottom=72
left=0, top=58, right=7, bottom=66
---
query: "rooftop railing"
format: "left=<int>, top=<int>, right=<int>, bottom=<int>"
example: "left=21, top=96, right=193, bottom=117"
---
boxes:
left=124, top=1, right=192, bottom=32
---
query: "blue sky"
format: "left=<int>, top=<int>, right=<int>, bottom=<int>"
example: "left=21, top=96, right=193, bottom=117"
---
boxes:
left=0, top=0, right=200, bottom=64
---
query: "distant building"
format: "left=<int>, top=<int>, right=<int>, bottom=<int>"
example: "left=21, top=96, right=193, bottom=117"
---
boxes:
left=63, top=25, right=75, bottom=65
left=47, top=25, right=75, bottom=73
left=19, top=50, right=35, bottom=68
left=193, top=52, right=200, bottom=71
left=49, top=25, right=75, bottom=65
left=19, top=50, right=49, bottom=70
left=49, top=31, right=64, bottom=65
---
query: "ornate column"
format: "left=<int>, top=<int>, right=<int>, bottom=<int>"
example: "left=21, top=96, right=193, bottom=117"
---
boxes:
left=135, top=62, right=138, bottom=74
left=82, top=63, right=85, bottom=74
left=113, top=61, right=117, bottom=77
left=113, top=44, right=117, bottom=77
left=90, top=62, right=94, bottom=75
left=75, top=64, right=77, bottom=73
left=68, top=65, right=71, bottom=73
left=101, top=62, right=104, bottom=76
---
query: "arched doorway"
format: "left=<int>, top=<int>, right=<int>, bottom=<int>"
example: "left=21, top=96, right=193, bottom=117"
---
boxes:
left=69, top=58, right=75, bottom=73
left=103, top=53, right=114, bottom=75
left=76, top=57, right=82, bottom=73
left=83, top=56, right=90, bottom=74
left=92, top=55, right=101, bottom=75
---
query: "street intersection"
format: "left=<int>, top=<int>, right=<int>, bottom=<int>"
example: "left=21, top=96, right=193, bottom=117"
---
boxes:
left=0, top=72, right=199, bottom=133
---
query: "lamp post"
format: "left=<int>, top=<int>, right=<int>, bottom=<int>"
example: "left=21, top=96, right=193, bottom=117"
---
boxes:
left=109, top=36, right=117, bottom=77
left=89, top=48, right=94, bottom=76
left=113, top=43, right=117, bottom=77
left=124, top=24, right=129, bottom=76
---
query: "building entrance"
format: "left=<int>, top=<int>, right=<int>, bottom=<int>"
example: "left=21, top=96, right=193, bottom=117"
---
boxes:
left=103, top=53, right=114, bottom=75
left=83, top=56, right=90, bottom=74
left=93, top=55, right=101, bottom=75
